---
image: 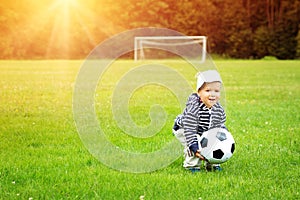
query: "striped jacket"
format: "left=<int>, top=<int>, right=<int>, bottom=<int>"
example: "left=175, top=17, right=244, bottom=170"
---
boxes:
left=178, top=93, right=226, bottom=153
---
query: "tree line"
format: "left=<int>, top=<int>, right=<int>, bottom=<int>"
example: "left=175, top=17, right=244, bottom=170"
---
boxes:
left=1, top=0, right=299, bottom=59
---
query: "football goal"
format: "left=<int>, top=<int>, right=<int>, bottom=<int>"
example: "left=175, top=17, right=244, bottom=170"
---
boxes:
left=134, top=36, right=207, bottom=62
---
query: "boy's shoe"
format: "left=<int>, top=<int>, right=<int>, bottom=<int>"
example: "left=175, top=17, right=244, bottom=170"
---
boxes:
left=213, top=165, right=222, bottom=171
left=205, top=163, right=222, bottom=172
left=188, top=168, right=201, bottom=173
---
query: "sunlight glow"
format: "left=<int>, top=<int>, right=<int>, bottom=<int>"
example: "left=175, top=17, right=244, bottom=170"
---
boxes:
left=55, top=0, right=78, bottom=7
left=45, top=0, right=89, bottom=58
left=15, top=0, right=125, bottom=58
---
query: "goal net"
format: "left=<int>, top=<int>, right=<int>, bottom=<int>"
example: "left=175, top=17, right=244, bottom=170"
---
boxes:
left=134, top=36, right=207, bottom=62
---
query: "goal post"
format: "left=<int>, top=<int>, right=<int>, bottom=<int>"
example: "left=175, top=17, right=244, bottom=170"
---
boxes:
left=134, top=36, right=207, bottom=62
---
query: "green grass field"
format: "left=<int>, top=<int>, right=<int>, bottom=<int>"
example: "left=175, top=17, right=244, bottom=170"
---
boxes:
left=0, top=60, right=299, bottom=199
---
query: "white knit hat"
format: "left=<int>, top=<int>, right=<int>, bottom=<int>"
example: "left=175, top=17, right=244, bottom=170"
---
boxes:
left=196, top=70, right=222, bottom=91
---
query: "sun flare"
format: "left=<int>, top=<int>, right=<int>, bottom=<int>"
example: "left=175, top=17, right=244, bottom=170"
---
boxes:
left=55, top=0, right=78, bottom=7
left=8, top=0, right=124, bottom=58
left=45, top=0, right=91, bottom=58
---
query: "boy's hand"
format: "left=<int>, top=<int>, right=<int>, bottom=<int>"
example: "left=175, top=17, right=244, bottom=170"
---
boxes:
left=195, top=150, right=205, bottom=160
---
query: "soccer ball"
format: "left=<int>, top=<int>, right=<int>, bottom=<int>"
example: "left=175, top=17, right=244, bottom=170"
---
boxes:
left=199, top=127, right=235, bottom=164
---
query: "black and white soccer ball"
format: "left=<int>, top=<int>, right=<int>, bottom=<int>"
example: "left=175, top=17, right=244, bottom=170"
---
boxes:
left=199, top=127, right=235, bottom=164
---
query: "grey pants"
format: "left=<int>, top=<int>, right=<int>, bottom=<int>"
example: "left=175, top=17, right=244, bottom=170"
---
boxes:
left=172, top=128, right=202, bottom=169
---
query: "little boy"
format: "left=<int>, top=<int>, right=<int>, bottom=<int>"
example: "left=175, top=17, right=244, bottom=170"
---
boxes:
left=172, top=70, right=226, bottom=172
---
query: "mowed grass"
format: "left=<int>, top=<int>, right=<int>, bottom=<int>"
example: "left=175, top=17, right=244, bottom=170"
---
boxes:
left=0, top=59, right=299, bottom=199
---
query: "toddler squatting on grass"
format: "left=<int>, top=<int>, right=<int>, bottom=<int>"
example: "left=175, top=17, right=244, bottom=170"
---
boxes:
left=172, top=70, right=227, bottom=173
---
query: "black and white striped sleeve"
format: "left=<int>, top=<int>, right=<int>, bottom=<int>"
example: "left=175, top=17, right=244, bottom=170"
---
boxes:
left=182, top=105, right=200, bottom=153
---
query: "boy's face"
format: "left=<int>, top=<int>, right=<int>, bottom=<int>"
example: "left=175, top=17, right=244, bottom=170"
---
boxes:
left=197, top=82, right=221, bottom=108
